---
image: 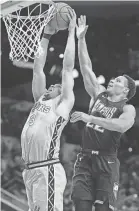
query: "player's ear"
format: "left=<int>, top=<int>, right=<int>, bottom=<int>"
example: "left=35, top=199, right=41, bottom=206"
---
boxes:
left=124, top=87, right=129, bottom=95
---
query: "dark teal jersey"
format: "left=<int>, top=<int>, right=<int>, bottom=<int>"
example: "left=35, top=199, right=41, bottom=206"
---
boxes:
left=82, top=92, right=127, bottom=152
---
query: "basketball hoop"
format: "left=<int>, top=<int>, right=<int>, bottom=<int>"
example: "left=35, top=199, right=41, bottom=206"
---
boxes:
left=2, top=2, right=57, bottom=61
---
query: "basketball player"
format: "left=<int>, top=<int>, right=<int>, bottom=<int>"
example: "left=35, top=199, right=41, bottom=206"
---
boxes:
left=70, top=16, right=136, bottom=211
left=21, top=10, right=76, bottom=211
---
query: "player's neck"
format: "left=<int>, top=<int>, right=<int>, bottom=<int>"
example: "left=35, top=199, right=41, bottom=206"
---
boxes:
left=46, top=93, right=61, bottom=100
left=107, top=94, right=127, bottom=102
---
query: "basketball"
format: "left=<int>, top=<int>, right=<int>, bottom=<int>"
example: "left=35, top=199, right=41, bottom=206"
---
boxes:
left=51, top=2, right=73, bottom=31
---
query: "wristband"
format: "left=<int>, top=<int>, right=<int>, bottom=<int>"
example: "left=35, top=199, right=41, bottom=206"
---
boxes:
left=42, top=33, right=52, bottom=40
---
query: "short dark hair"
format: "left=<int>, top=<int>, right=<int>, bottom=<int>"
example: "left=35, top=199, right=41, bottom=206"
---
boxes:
left=123, top=74, right=136, bottom=100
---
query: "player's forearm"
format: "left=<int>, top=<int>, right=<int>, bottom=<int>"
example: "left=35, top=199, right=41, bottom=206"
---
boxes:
left=78, top=37, right=92, bottom=69
left=34, top=36, right=50, bottom=73
left=88, top=116, right=127, bottom=133
left=78, top=37, right=99, bottom=91
left=63, top=29, right=75, bottom=71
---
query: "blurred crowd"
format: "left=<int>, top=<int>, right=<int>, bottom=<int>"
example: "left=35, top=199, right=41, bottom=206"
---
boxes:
left=1, top=97, right=139, bottom=211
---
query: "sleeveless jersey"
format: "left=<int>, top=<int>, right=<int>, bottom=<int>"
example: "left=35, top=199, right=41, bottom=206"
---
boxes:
left=21, top=94, right=68, bottom=163
left=82, top=92, right=127, bottom=153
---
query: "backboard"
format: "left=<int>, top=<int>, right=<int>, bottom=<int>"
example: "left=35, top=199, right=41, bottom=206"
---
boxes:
left=0, top=0, right=51, bottom=17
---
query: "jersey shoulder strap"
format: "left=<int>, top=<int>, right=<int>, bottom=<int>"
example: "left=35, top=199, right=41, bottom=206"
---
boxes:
left=89, top=92, right=106, bottom=114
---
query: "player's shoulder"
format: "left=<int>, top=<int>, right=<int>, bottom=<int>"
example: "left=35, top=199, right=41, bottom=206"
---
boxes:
left=99, top=85, right=106, bottom=93
left=96, top=90, right=107, bottom=100
left=89, top=90, right=106, bottom=107
left=94, top=85, right=106, bottom=99
left=123, top=104, right=135, bottom=110
left=123, top=104, right=136, bottom=116
left=61, top=91, right=75, bottom=105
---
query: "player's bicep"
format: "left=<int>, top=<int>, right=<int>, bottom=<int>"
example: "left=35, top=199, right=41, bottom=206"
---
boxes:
left=57, top=92, right=75, bottom=120
left=119, top=105, right=136, bottom=131
left=32, top=70, right=46, bottom=102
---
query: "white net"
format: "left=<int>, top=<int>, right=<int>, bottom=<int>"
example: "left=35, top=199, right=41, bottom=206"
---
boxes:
left=3, top=2, right=56, bottom=61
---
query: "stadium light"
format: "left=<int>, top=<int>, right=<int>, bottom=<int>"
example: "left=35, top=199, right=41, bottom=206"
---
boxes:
left=49, top=47, right=54, bottom=52
left=59, top=54, right=64, bottom=59
left=49, top=65, right=56, bottom=75
left=128, top=147, right=133, bottom=152
left=135, top=80, right=139, bottom=86
left=72, top=69, right=79, bottom=79
left=97, top=75, right=105, bottom=84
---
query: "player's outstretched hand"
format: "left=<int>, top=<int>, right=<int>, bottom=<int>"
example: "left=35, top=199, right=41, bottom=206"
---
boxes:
left=68, top=9, right=77, bottom=32
left=76, top=15, right=88, bottom=39
left=70, top=111, right=90, bottom=123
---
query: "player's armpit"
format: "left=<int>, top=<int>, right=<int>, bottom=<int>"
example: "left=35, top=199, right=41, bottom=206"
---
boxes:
left=81, top=64, right=106, bottom=99
left=57, top=68, right=75, bottom=120
left=56, top=92, right=75, bottom=120
left=32, top=71, right=46, bottom=102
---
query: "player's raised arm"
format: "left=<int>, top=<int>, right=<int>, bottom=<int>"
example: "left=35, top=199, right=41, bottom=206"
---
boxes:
left=32, top=24, right=57, bottom=102
left=57, top=10, right=76, bottom=119
left=77, top=15, right=105, bottom=99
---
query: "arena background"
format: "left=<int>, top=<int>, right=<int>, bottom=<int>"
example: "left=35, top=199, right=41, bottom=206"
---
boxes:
left=1, top=1, right=139, bottom=211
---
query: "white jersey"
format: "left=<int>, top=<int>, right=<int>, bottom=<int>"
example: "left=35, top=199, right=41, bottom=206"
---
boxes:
left=21, top=94, right=68, bottom=163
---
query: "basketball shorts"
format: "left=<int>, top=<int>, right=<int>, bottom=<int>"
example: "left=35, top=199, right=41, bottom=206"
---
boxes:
left=22, top=163, right=67, bottom=211
left=71, top=151, right=120, bottom=211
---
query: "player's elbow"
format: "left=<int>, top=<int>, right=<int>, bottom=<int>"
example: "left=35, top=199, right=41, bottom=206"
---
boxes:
left=118, top=119, right=135, bottom=133
left=118, top=125, right=126, bottom=133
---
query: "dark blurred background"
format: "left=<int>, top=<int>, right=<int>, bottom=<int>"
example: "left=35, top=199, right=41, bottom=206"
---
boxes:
left=1, top=1, right=139, bottom=211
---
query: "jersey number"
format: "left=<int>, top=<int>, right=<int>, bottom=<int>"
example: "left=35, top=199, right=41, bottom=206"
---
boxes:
left=86, top=122, right=104, bottom=133
left=28, top=114, right=36, bottom=126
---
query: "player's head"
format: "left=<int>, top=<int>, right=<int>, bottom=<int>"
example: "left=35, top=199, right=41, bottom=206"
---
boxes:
left=107, top=75, right=136, bottom=101
left=47, top=84, right=62, bottom=98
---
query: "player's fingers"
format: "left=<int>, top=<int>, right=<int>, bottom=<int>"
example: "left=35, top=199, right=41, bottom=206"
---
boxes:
left=70, top=115, right=76, bottom=120
left=67, top=14, right=72, bottom=22
left=70, top=119, right=77, bottom=123
left=80, top=15, right=84, bottom=24
left=80, top=15, right=83, bottom=24
left=78, top=17, right=81, bottom=26
left=71, top=111, right=78, bottom=116
left=70, top=116, right=77, bottom=122
left=70, top=116, right=80, bottom=123
left=71, top=112, right=80, bottom=119
left=67, top=8, right=74, bottom=20
left=84, top=15, right=86, bottom=25
left=68, top=9, right=75, bottom=19
left=79, top=16, right=82, bottom=25
left=72, top=9, right=77, bottom=19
